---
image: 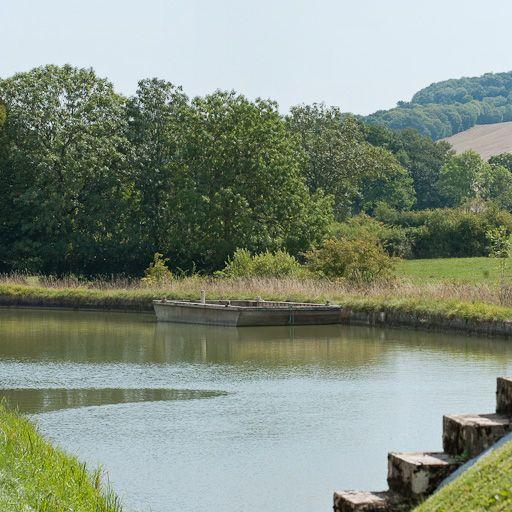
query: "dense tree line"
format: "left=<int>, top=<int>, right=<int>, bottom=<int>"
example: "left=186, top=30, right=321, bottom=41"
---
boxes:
left=2, top=65, right=512, bottom=275
left=366, top=71, right=512, bottom=140
left=0, top=66, right=336, bottom=274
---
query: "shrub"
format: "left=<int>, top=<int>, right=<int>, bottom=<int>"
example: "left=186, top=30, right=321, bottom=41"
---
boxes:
left=141, top=253, right=173, bottom=285
left=305, top=236, right=395, bottom=283
left=330, top=214, right=412, bottom=257
left=375, top=204, right=512, bottom=259
left=219, top=249, right=306, bottom=278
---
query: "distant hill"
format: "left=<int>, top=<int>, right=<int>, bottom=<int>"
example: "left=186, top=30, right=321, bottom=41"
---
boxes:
left=365, top=71, right=512, bottom=140
left=442, top=122, right=512, bottom=160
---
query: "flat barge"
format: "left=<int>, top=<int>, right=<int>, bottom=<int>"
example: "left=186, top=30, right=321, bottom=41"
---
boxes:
left=153, top=298, right=342, bottom=327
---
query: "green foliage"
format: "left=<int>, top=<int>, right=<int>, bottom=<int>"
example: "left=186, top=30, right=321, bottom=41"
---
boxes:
left=486, top=227, right=512, bottom=298
left=376, top=204, right=512, bottom=259
left=363, top=124, right=453, bottom=209
left=436, top=150, right=512, bottom=208
left=141, top=253, right=173, bottom=285
left=330, top=214, right=412, bottom=257
left=305, top=236, right=395, bottom=283
left=169, top=92, right=332, bottom=269
left=4, top=64, right=512, bottom=277
left=367, top=71, right=512, bottom=140
left=286, top=105, right=415, bottom=218
left=489, top=152, right=512, bottom=172
left=486, top=227, right=512, bottom=259
left=0, top=404, right=123, bottom=512
left=480, top=163, right=512, bottom=209
left=125, top=79, right=189, bottom=263
left=0, top=66, right=333, bottom=274
left=0, top=65, right=133, bottom=274
left=437, top=150, right=487, bottom=206
left=219, top=249, right=305, bottom=278
left=0, top=103, right=6, bottom=127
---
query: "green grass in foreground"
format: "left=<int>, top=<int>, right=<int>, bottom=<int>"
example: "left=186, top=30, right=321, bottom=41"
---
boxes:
left=415, top=440, right=512, bottom=512
left=0, top=404, right=123, bottom=512
left=397, top=257, right=500, bottom=284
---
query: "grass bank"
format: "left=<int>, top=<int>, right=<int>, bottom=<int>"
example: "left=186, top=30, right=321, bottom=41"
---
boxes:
left=414, top=439, right=512, bottom=512
left=0, top=403, right=122, bottom=512
left=2, top=273, right=512, bottom=331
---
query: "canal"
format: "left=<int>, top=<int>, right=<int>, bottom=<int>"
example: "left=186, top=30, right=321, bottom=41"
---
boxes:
left=0, top=308, right=510, bottom=512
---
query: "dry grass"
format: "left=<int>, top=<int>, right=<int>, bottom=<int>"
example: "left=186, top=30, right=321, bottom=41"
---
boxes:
left=2, top=273, right=512, bottom=309
left=1, top=273, right=511, bottom=303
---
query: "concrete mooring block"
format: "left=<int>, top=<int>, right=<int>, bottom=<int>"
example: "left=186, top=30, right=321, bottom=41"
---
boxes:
left=333, top=491, right=390, bottom=512
left=443, top=413, right=512, bottom=458
left=496, top=377, right=512, bottom=415
left=387, top=452, right=460, bottom=499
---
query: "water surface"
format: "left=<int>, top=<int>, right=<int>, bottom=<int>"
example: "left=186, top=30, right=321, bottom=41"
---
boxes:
left=0, top=308, right=511, bottom=512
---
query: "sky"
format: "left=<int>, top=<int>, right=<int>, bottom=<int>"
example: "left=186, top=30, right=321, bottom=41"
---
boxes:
left=3, top=0, right=512, bottom=115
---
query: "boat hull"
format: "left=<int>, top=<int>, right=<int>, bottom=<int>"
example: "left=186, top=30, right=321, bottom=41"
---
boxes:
left=153, top=300, right=343, bottom=327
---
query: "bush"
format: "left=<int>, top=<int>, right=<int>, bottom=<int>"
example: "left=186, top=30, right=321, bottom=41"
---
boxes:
left=219, top=249, right=306, bottom=278
left=305, top=236, right=395, bottom=283
left=141, top=253, right=173, bottom=285
left=375, top=204, right=512, bottom=259
left=330, top=214, right=412, bottom=257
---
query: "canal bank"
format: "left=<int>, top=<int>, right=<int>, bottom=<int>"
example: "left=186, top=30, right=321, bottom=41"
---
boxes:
left=2, top=283, right=512, bottom=337
left=0, top=404, right=123, bottom=511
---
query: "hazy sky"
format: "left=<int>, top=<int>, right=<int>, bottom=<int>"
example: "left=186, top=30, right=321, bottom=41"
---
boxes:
left=3, top=0, right=512, bottom=114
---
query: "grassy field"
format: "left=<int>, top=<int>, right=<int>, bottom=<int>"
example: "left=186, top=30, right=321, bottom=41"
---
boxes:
left=0, top=404, right=122, bottom=512
left=415, top=439, right=512, bottom=512
left=397, top=257, right=501, bottom=285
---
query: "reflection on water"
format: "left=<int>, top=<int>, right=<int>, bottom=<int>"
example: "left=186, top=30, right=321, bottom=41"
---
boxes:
left=0, top=308, right=510, bottom=367
left=0, top=387, right=227, bottom=414
left=0, top=308, right=511, bottom=512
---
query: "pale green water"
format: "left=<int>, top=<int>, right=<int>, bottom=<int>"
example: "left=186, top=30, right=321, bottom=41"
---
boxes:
left=1, top=308, right=512, bottom=512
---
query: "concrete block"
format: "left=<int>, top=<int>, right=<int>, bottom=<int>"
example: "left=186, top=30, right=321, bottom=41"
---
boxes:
left=496, top=377, right=512, bottom=415
left=387, top=452, right=460, bottom=498
left=443, top=413, right=512, bottom=457
left=333, top=491, right=390, bottom=511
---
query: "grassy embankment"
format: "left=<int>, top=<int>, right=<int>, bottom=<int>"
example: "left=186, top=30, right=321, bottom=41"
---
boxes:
left=414, top=439, right=512, bottom=512
left=0, top=403, right=122, bottom=512
left=1, top=257, right=512, bottom=324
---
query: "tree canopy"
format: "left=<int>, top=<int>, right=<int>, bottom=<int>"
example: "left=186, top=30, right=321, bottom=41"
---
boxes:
left=366, top=71, right=512, bottom=140
left=286, top=104, right=415, bottom=218
left=3, top=64, right=512, bottom=275
left=0, top=66, right=332, bottom=274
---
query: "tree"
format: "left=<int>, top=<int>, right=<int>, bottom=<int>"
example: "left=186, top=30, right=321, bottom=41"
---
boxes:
left=125, top=79, right=190, bottom=264
left=173, top=92, right=333, bottom=270
left=287, top=105, right=415, bottom=218
left=437, top=151, right=489, bottom=207
left=354, top=144, right=415, bottom=213
left=364, top=125, right=453, bottom=209
left=0, top=65, right=132, bottom=273
left=489, top=153, right=512, bottom=172
left=480, top=163, right=512, bottom=209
